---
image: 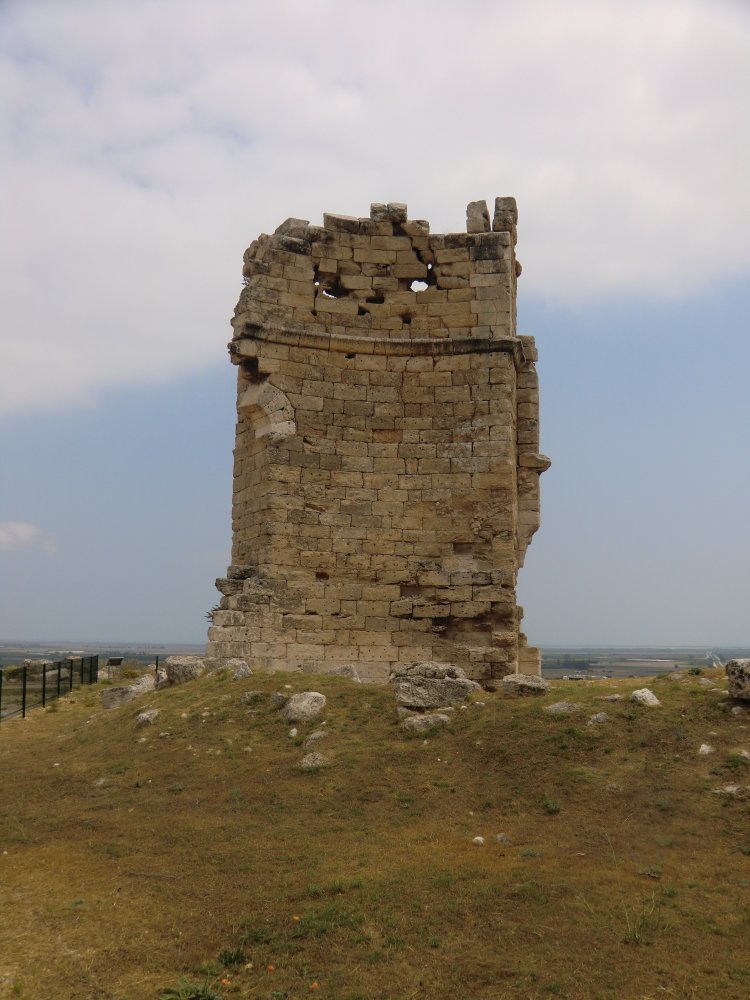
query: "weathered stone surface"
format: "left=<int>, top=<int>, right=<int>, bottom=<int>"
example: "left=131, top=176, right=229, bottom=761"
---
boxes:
left=269, top=692, right=288, bottom=710
left=324, top=664, right=362, bottom=683
left=100, top=673, right=155, bottom=709
left=227, top=659, right=252, bottom=678
left=165, top=656, right=205, bottom=685
left=501, top=673, right=550, bottom=695
left=401, top=713, right=450, bottom=733
left=136, top=708, right=160, bottom=727
left=300, top=752, right=329, bottom=771
left=588, top=712, right=609, bottom=726
left=207, top=199, right=549, bottom=686
left=630, top=688, right=660, bottom=707
left=391, top=661, right=480, bottom=710
left=545, top=701, right=579, bottom=716
left=305, top=729, right=328, bottom=745
left=282, top=691, right=327, bottom=722
left=466, top=199, right=491, bottom=233
left=726, top=659, right=750, bottom=701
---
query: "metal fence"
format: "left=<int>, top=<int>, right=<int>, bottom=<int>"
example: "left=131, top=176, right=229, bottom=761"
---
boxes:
left=0, top=656, right=99, bottom=723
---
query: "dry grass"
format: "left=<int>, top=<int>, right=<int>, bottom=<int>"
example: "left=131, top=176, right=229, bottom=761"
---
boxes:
left=1, top=667, right=749, bottom=999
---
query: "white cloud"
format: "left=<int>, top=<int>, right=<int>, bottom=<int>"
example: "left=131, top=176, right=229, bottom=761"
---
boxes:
left=1, top=0, right=749, bottom=415
left=0, top=521, right=42, bottom=551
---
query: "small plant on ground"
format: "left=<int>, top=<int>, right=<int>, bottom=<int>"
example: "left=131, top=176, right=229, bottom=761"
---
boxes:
left=159, top=979, right=224, bottom=1000
left=218, top=947, right=246, bottom=967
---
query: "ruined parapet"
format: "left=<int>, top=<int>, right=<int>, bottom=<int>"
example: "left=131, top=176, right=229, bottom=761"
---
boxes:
left=207, top=199, right=550, bottom=683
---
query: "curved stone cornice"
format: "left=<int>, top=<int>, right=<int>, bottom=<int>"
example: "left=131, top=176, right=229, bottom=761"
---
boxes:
left=230, top=323, right=530, bottom=363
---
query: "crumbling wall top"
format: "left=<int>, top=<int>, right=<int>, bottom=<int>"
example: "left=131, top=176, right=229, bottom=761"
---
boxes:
left=232, top=198, right=522, bottom=351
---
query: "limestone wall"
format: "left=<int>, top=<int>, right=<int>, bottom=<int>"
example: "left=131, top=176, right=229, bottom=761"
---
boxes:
left=207, top=199, right=550, bottom=683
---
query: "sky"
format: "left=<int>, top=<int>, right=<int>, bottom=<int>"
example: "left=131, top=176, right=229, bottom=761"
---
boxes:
left=1, top=0, right=749, bottom=646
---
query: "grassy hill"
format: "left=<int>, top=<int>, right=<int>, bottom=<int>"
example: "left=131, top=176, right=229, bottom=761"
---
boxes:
left=1, top=666, right=749, bottom=999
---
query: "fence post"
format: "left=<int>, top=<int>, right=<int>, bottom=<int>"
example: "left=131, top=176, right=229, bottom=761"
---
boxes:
left=94, top=655, right=99, bottom=682
left=80, top=658, right=84, bottom=685
left=42, top=662, right=47, bottom=707
left=68, top=659, right=74, bottom=692
left=0, top=668, right=3, bottom=724
left=22, top=665, right=28, bottom=718
left=56, top=660, right=62, bottom=698
left=155, top=654, right=159, bottom=683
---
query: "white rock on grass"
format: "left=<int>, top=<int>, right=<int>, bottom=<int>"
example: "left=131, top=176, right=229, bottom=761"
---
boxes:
left=226, top=659, right=252, bottom=678
left=588, top=712, right=609, bottom=726
left=630, top=688, right=660, bottom=707
left=136, top=709, right=160, bottom=727
left=712, top=784, right=743, bottom=797
left=472, top=836, right=485, bottom=846
left=100, top=673, right=155, bottom=709
left=165, top=656, right=206, bottom=685
left=391, top=661, right=480, bottom=710
left=401, top=713, right=450, bottom=734
left=283, top=692, right=327, bottom=723
left=501, top=674, right=550, bottom=696
left=698, top=744, right=715, bottom=755
left=545, top=701, right=579, bottom=716
left=300, top=752, right=329, bottom=771
left=305, top=729, right=328, bottom=745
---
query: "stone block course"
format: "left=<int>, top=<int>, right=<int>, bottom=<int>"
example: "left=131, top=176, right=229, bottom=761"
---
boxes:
left=209, top=199, right=549, bottom=683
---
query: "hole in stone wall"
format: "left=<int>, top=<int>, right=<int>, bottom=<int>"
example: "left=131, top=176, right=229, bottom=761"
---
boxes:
left=345, top=353, right=356, bottom=359
left=315, top=571, right=329, bottom=581
left=357, top=306, right=368, bottom=317
left=320, top=275, right=347, bottom=299
left=410, top=280, right=428, bottom=292
left=401, top=313, right=412, bottom=325
left=365, top=293, right=385, bottom=304
left=453, top=542, right=473, bottom=554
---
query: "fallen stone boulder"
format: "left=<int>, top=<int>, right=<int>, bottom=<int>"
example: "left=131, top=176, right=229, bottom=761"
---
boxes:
left=726, top=659, right=750, bottom=701
left=588, top=712, right=609, bottom=726
left=391, top=662, right=481, bottom=710
left=630, top=688, right=660, bottom=707
left=545, top=701, right=579, bottom=716
left=136, top=708, right=160, bottom=727
left=226, top=658, right=252, bottom=678
left=100, top=673, right=155, bottom=710
left=401, top=713, right=450, bottom=734
left=165, top=655, right=206, bottom=685
left=501, top=673, right=550, bottom=696
left=283, top=691, right=327, bottom=722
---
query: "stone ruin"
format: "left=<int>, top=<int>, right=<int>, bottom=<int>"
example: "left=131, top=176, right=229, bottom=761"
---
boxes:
left=206, top=198, right=550, bottom=684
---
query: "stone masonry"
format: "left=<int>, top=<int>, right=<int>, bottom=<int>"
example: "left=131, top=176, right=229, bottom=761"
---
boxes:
left=206, top=199, right=550, bottom=683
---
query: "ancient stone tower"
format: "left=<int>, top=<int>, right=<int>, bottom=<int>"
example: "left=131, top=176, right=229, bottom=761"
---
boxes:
left=206, top=199, right=549, bottom=683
